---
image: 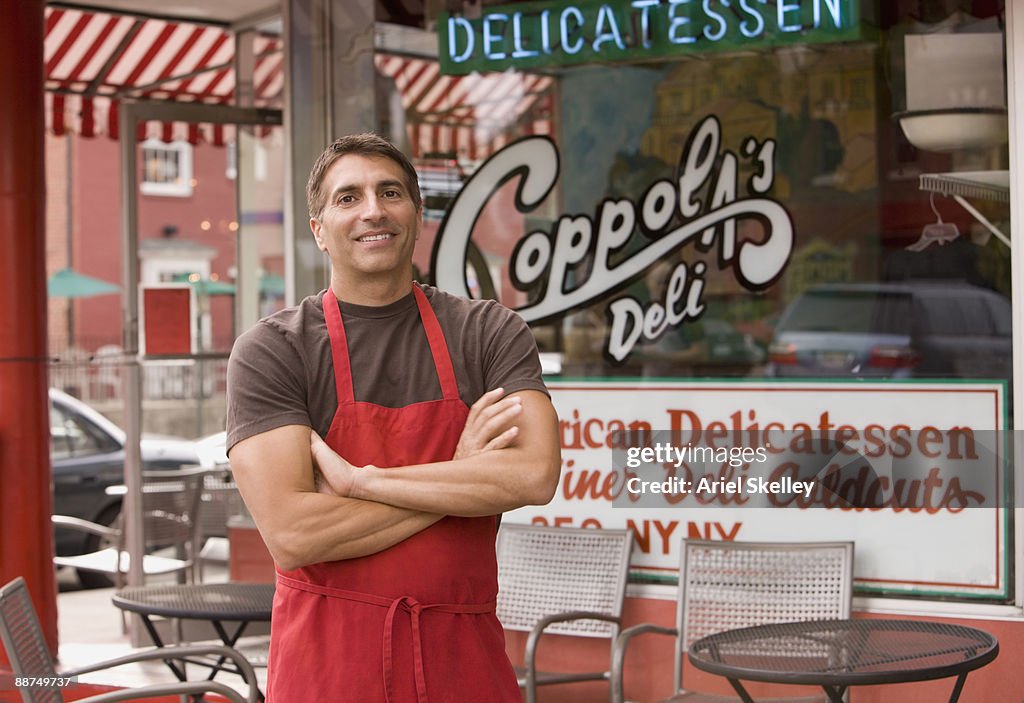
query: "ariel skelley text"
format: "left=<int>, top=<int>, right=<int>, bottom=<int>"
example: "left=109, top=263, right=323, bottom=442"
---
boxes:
left=626, top=475, right=814, bottom=499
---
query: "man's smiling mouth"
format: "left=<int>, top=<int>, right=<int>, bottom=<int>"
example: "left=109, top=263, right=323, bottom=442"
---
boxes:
left=358, top=233, right=394, bottom=242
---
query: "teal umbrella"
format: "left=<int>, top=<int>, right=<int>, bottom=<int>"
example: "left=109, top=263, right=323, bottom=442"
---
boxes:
left=260, top=273, right=285, bottom=296
left=172, top=274, right=236, bottom=295
left=47, top=268, right=120, bottom=298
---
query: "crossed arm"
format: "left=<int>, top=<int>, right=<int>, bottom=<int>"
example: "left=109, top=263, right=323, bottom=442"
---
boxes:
left=229, top=389, right=560, bottom=571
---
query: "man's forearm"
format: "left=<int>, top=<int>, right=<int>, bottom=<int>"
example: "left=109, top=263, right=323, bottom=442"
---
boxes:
left=348, top=448, right=559, bottom=516
left=256, top=492, right=443, bottom=570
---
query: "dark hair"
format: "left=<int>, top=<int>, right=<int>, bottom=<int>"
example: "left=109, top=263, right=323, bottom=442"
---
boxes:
left=306, top=133, right=422, bottom=219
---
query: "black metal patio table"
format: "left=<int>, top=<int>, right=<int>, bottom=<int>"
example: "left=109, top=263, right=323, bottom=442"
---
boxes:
left=112, top=582, right=274, bottom=700
left=688, top=618, right=998, bottom=703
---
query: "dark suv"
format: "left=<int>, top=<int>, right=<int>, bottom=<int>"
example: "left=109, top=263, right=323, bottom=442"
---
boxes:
left=766, top=281, right=1011, bottom=380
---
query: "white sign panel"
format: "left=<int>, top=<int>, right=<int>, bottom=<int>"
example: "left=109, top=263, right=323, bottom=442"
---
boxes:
left=505, top=380, right=1008, bottom=599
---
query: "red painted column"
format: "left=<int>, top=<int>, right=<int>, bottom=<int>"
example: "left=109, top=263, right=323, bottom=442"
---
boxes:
left=0, top=0, right=57, bottom=655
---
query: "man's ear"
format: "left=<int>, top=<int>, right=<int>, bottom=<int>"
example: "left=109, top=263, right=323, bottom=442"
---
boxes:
left=310, top=217, right=327, bottom=251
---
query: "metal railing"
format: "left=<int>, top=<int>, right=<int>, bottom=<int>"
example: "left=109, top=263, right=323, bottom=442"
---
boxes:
left=49, top=347, right=229, bottom=404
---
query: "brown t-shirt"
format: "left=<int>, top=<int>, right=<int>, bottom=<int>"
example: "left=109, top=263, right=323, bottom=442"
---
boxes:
left=226, top=283, right=548, bottom=451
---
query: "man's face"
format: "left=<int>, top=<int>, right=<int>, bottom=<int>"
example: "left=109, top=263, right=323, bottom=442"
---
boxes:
left=310, top=153, right=421, bottom=289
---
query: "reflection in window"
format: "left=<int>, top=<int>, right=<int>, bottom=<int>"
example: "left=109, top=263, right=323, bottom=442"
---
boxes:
left=376, top=3, right=1011, bottom=391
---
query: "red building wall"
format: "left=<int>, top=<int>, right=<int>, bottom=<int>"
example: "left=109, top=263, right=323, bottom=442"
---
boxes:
left=63, top=134, right=238, bottom=352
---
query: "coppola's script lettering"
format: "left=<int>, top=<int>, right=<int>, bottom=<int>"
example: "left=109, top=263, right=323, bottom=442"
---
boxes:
left=432, top=115, right=794, bottom=360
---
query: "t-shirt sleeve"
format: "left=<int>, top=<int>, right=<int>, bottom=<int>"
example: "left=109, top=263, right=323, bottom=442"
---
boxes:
left=479, top=301, right=549, bottom=398
left=225, top=320, right=313, bottom=452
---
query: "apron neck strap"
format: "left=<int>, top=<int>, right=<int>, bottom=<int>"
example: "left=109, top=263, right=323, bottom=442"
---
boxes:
left=323, top=287, right=355, bottom=403
left=411, top=286, right=460, bottom=402
left=323, top=286, right=460, bottom=404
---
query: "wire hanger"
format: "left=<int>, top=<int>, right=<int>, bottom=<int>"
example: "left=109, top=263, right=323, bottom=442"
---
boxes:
left=906, top=191, right=960, bottom=252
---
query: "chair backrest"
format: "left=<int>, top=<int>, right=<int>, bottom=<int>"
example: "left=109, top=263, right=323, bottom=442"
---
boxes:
left=496, top=524, right=633, bottom=638
left=198, top=467, right=243, bottom=542
left=673, top=539, right=854, bottom=692
left=0, top=577, right=64, bottom=703
left=138, top=467, right=207, bottom=561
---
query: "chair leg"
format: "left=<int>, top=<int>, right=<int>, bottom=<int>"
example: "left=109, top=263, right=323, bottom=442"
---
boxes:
left=115, top=569, right=129, bottom=633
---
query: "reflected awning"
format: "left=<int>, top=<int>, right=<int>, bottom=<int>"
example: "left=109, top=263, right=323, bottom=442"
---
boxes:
left=44, top=5, right=283, bottom=144
left=375, top=54, right=554, bottom=162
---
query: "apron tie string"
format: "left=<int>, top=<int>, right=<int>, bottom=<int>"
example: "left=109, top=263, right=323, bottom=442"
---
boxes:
left=383, top=596, right=429, bottom=703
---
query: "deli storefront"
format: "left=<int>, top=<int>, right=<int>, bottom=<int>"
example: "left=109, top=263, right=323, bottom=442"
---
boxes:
left=393, top=1, right=1020, bottom=700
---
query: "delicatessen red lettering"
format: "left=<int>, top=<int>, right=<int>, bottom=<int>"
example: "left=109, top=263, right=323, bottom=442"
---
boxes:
left=557, top=406, right=988, bottom=513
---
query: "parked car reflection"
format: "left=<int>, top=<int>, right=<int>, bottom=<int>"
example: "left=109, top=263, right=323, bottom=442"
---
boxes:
left=195, top=430, right=228, bottom=467
left=766, top=282, right=1011, bottom=380
left=630, top=317, right=767, bottom=378
left=50, top=388, right=205, bottom=587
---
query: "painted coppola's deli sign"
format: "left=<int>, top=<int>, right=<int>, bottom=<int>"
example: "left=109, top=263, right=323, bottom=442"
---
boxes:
left=432, top=116, right=792, bottom=361
left=505, top=381, right=1009, bottom=599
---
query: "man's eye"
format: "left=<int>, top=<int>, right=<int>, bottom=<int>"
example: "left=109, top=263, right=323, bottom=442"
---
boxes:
left=337, top=194, right=355, bottom=205
left=383, top=189, right=401, bottom=199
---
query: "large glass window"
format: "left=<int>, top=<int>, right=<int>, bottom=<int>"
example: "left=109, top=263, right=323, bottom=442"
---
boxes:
left=378, top=0, right=1012, bottom=602
left=378, top=0, right=1010, bottom=394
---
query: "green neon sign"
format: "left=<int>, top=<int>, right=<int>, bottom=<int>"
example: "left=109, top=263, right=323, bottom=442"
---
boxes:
left=439, top=0, right=861, bottom=75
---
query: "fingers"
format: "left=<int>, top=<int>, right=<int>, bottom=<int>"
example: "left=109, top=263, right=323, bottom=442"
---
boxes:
left=309, top=430, right=357, bottom=497
left=480, top=395, right=522, bottom=434
left=452, top=389, right=525, bottom=460
left=466, top=387, right=507, bottom=425
left=310, top=430, right=329, bottom=466
left=466, top=396, right=522, bottom=451
left=483, top=426, right=519, bottom=452
left=471, top=389, right=522, bottom=429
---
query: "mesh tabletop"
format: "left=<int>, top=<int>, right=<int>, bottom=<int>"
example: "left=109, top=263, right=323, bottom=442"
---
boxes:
left=112, top=583, right=275, bottom=621
left=688, top=619, right=999, bottom=687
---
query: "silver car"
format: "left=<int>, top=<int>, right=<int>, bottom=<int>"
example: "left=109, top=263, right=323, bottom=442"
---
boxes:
left=766, top=282, right=1011, bottom=380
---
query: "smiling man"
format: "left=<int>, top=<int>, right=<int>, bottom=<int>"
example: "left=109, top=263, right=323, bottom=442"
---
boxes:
left=226, top=133, right=560, bottom=702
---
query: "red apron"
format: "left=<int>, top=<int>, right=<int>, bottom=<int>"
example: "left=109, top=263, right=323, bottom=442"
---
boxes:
left=267, top=286, right=520, bottom=703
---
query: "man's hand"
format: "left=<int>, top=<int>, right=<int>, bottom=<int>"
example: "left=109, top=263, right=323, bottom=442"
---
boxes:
left=311, top=431, right=362, bottom=497
left=453, top=387, right=522, bottom=460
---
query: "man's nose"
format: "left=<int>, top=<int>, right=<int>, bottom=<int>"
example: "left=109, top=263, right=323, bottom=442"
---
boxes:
left=360, top=194, right=386, bottom=220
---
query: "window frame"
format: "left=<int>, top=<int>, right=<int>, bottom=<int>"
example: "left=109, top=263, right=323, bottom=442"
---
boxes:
left=139, top=138, right=194, bottom=197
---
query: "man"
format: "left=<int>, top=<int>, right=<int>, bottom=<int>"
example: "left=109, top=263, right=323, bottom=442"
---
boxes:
left=226, top=133, right=561, bottom=702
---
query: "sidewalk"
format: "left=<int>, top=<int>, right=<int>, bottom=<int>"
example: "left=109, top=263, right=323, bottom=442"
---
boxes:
left=55, top=566, right=269, bottom=697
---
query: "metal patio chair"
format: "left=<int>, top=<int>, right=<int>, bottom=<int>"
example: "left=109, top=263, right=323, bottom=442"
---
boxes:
left=52, top=467, right=208, bottom=588
left=0, top=576, right=258, bottom=703
left=611, top=539, right=854, bottom=703
left=496, top=523, right=634, bottom=703
left=196, top=466, right=245, bottom=581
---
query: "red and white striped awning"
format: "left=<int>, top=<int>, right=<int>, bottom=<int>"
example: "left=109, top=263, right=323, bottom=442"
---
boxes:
left=44, top=6, right=553, bottom=158
left=374, top=53, right=554, bottom=163
left=44, top=5, right=283, bottom=144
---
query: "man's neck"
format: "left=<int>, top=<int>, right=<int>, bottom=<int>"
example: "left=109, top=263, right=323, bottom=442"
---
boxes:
left=330, top=274, right=413, bottom=307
